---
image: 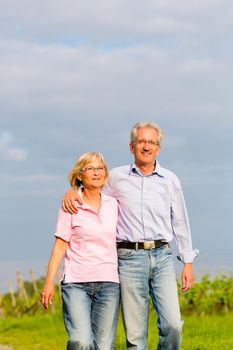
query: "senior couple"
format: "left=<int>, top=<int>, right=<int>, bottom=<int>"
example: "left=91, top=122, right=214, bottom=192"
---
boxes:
left=41, top=121, right=198, bottom=350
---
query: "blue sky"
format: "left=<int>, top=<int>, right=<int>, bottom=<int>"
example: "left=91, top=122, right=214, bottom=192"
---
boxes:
left=0, top=0, right=232, bottom=291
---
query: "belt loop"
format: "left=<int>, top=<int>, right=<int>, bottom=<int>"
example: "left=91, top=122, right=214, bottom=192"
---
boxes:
left=135, top=242, right=138, bottom=250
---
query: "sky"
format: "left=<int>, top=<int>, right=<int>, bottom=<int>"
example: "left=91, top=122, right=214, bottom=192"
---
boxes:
left=0, top=0, right=233, bottom=292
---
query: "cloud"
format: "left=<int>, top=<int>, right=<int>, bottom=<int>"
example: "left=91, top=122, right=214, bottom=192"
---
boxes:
left=1, top=0, right=231, bottom=134
left=5, top=147, right=28, bottom=161
left=0, top=131, right=28, bottom=161
left=0, top=131, right=12, bottom=146
left=0, top=42, right=227, bottom=118
left=1, top=173, right=61, bottom=183
left=0, top=0, right=232, bottom=273
left=0, top=0, right=231, bottom=45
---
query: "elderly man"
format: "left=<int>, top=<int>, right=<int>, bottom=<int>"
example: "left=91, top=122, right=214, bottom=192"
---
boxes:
left=63, top=121, right=198, bottom=350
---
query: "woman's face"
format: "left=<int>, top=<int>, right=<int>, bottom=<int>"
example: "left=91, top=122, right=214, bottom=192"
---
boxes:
left=78, top=159, right=106, bottom=190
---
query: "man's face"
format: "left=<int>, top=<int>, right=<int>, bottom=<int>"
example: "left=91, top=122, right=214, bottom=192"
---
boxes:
left=130, top=127, right=161, bottom=167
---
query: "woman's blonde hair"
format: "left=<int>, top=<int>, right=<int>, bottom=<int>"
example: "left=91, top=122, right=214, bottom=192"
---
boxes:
left=68, top=152, right=109, bottom=189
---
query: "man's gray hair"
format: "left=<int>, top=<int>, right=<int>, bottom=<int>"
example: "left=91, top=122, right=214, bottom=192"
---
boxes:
left=130, top=121, right=163, bottom=146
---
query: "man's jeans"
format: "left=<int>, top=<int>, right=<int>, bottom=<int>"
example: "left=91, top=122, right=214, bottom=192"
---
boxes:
left=61, top=282, right=120, bottom=350
left=118, top=244, right=182, bottom=350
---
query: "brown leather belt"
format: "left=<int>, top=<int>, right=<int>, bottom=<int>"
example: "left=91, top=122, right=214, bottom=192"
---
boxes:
left=117, top=240, right=167, bottom=250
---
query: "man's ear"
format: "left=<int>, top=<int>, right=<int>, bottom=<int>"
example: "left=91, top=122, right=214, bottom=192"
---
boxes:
left=155, top=146, right=161, bottom=157
left=129, top=142, right=135, bottom=154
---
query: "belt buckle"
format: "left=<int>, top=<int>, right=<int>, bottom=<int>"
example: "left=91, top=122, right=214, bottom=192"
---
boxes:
left=143, top=241, right=155, bottom=250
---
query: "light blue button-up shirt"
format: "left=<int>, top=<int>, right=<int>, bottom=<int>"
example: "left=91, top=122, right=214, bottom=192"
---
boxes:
left=104, top=162, right=198, bottom=263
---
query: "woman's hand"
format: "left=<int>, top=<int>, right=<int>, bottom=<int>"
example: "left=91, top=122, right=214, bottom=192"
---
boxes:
left=40, top=237, right=68, bottom=309
left=41, top=282, right=54, bottom=309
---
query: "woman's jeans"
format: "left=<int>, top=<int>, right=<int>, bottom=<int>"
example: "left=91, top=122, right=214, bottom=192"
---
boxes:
left=118, top=244, right=182, bottom=350
left=61, top=282, right=120, bottom=350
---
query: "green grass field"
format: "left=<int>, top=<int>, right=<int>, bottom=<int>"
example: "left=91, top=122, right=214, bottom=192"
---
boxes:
left=1, top=274, right=233, bottom=349
left=1, top=309, right=233, bottom=349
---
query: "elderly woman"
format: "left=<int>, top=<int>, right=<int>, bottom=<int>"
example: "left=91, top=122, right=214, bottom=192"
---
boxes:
left=41, top=152, right=119, bottom=350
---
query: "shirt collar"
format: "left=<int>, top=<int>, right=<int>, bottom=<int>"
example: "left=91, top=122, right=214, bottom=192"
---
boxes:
left=76, top=189, right=109, bottom=209
left=130, top=162, right=165, bottom=178
left=154, top=162, right=166, bottom=177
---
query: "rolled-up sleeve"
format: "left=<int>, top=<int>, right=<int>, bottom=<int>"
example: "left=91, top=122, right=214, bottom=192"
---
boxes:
left=55, top=208, right=72, bottom=242
left=171, top=181, right=199, bottom=263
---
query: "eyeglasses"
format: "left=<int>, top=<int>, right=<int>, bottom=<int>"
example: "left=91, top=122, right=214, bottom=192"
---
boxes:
left=82, top=166, right=106, bottom=173
left=136, top=139, right=159, bottom=146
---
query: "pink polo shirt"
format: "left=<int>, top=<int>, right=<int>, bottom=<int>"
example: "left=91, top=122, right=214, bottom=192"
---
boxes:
left=55, top=192, right=119, bottom=283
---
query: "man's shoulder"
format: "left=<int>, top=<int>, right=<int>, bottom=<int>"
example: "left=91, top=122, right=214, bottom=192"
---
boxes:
left=110, top=164, right=131, bottom=176
left=157, top=163, right=180, bottom=184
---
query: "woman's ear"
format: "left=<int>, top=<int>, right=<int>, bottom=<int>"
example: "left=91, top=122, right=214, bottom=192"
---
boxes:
left=76, top=177, right=83, bottom=188
left=76, top=175, right=83, bottom=187
left=77, top=175, right=82, bottom=181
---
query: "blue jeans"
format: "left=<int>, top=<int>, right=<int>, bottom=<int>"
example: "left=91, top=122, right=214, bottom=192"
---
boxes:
left=118, top=244, right=182, bottom=350
left=61, top=282, right=120, bottom=350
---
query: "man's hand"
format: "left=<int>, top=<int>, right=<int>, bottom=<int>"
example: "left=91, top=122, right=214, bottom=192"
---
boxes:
left=62, top=188, right=82, bottom=213
left=181, top=263, right=193, bottom=292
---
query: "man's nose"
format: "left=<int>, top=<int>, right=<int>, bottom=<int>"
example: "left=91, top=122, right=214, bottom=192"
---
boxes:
left=143, top=142, right=150, bottom=150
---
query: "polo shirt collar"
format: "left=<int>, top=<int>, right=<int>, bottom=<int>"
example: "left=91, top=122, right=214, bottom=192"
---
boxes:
left=76, top=189, right=109, bottom=209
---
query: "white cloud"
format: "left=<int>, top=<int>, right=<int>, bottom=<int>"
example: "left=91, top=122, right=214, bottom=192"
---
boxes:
left=0, top=0, right=232, bottom=271
left=0, top=0, right=231, bottom=43
left=5, top=147, right=28, bottom=161
left=0, top=131, right=12, bottom=146
left=0, top=131, right=28, bottom=161
left=0, top=42, right=228, bottom=119
left=6, top=173, right=61, bottom=183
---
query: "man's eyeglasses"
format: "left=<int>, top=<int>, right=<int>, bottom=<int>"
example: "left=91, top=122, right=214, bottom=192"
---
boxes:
left=82, top=166, right=106, bottom=173
left=136, top=139, right=159, bottom=146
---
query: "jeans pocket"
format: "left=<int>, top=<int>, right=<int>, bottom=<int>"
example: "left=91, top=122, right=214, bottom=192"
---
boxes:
left=117, top=248, right=135, bottom=258
left=162, top=244, right=172, bottom=253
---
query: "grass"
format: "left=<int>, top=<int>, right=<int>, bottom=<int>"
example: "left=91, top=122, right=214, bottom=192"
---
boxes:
left=1, top=309, right=233, bottom=349
left=180, top=315, right=233, bottom=350
left=2, top=273, right=233, bottom=349
left=0, top=312, right=66, bottom=350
